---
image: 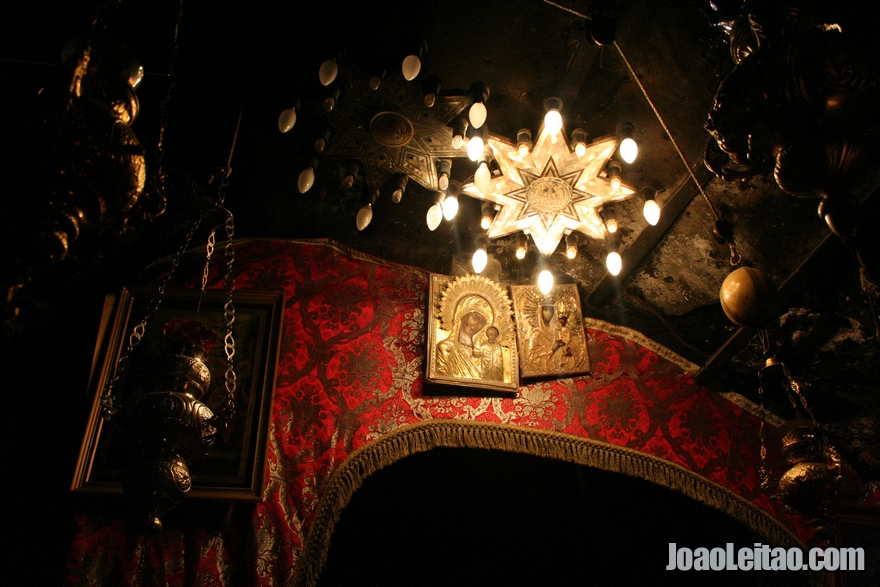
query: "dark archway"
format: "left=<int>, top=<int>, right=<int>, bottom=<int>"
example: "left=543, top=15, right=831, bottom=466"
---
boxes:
left=316, top=446, right=812, bottom=586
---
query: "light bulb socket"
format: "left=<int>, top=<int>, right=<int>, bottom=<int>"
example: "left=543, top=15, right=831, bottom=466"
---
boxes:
left=451, top=117, right=469, bottom=143
left=305, top=156, right=319, bottom=171
left=606, top=160, right=621, bottom=179
left=476, top=145, right=493, bottom=166
left=516, top=128, right=533, bottom=153
left=543, top=96, right=563, bottom=114
left=617, top=121, right=634, bottom=141
left=408, top=37, right=428, bottom=59
left=481, top=202, right=494, bottom=227
left=363, top=188, right=378, bottom=208
left=446, top=180, right=461, bottom=197
left=466, top=123, right=486, bottom=142
left=470, top=82, right=490, bottom=105
left=392, top=174, right=408, bottom=192
left=368, top=70, right=386, bottom=91
left=314, top=127, right=332, bottom=153
left=342, top=162, right=359, bottom=188
left=323, top=85, right=341, bottom=112
left=433, top=190, right=445, bottom=205
left=566, top=232, right=578, bottom=250
left=475, top=234, right=489, bottom=251
left=641, top=185, right=657, bottom=202
left=605, top=234, right=620, bottom=253
left=437, top=159, right=451, bottom=178
left=571, top=128, right=587, bottom=148
left=423, top=74, right=441, bottom=102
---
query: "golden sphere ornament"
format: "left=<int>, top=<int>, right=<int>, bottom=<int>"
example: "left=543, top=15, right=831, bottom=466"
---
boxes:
left=719, top=267, right=777, bottom=328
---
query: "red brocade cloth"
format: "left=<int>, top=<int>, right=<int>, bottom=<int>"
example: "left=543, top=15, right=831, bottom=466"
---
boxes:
left=65, top=239, right=822, bottom=586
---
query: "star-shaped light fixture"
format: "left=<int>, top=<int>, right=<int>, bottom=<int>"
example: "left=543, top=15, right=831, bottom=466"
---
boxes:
left=317, top=63, right=470, bottom=192
left=462, top=124, right=635, bottom=256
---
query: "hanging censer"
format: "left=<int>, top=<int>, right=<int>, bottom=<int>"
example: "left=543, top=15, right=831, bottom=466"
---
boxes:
left=98, top=120, right=241, bottom=529
left=757, top=349, right=842, bottom=539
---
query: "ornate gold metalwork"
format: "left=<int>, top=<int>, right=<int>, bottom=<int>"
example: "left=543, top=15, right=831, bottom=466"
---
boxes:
left=460, top=130, right=635, bottom=257
left=426, top=274, right=518, bottom=392
left=318, top=63, right=469, bottom=191
left=511, top=283, right=590, bottom=378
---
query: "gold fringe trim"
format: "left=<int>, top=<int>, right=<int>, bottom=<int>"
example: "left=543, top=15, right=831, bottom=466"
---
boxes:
left=584, top=317, right=700, bottom=373
left=291, top=420, right=809, bottom=587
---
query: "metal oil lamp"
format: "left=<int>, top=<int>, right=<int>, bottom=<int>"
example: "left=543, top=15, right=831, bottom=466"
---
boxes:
left=121, top=319, right=220, bottom=529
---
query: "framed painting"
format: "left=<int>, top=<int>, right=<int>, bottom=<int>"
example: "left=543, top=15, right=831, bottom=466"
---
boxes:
left=72, top=286, right=283, bottom=500
left=425, top=274, right=519, bottom=393
left=509, top=283, right=590, bottom=379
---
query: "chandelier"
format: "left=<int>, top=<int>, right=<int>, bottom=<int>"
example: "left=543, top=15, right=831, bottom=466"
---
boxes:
left=278, top=45, right=660, bottom=288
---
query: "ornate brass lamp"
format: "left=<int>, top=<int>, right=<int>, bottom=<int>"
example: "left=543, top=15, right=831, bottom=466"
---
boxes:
left=121, top=319, right=222, bottom=529
left=758, top=356, right=842, bottom=538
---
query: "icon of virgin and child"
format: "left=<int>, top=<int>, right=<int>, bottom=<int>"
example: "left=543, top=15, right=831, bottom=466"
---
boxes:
left=435, top=291, right=512, bottom=384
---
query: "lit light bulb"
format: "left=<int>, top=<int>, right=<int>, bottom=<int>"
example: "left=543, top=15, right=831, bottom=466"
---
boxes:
left=480, top=203, right=493, bottom=230
left=475, top=162, right=491, bottom=193
left=610, top=176, right=621, bottom=195
left=538, top=270, right=554, bottom=295
left=565, top=233, right=578, bottom=259
left=452, top=134, right=463, bottom=149
left=516, top=246, right=526, bottom=260
left=278, top=108, right=297, bottom=133
left=544, top=109, right=562, bottom=134
left=472, top=248, right=488, bottom=274
left=469, top=102, right=487, bottom=129
left=575, top=142, right=586, bottom=157
left=606, top=219, right=618, bottom=233
left=392, top=188, right=403, bottom=203
left=518, top=143, right=530, bottom=157
left=319, top=59, right=338, bottom=86
left=401, top=55, right=421, bottom=81
left=298, top=167, right=315, bottom=193
left=643, top=198, right=661, bottom=226
left=438, top=174, right=449, bottom=190
left=467, top=136, right=484, bottom=161
left=356, top=204, right=373, bottom=231
left=606, top=251, right=622, bottom=276
left=426, top=202, right=443, bottom=231
left=442, top=194, right=458, bottom=220
left=342, top=174, right=355, bottom=189
left=620, top=138, right=638, bottom=164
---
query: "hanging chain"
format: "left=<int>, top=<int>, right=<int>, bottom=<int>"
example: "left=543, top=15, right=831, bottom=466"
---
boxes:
left=219, top=202, right=237, bottom=424
left=214, top=110, right=242, bottom=426
left=197, top=229, right=215, bottom=313
left=154, top=0, right=184, bottom=192
left=542, top=0, right=743, bottom=267
left=757, top=367, right=772, bottom=491
left=100, top=214, right=203, bottom=422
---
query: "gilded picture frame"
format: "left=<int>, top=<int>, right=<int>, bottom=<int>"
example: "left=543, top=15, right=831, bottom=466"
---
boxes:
left=426, top=274, right=519, bottom=393
left=510, top=283, right=590, bottom=378
left=71, top=287, right=283, bottom=500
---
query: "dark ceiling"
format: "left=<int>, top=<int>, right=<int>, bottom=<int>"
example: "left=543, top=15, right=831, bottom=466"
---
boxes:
left=1, top=0, right=879, bottom=581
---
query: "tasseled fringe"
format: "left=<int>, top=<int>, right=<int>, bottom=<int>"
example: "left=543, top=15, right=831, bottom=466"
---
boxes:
left=291, top=420, right=814, bottom=587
